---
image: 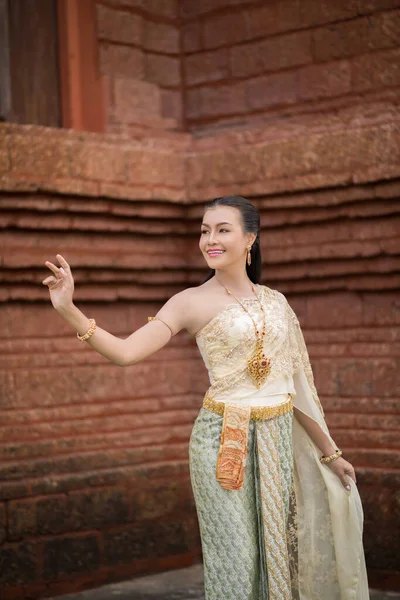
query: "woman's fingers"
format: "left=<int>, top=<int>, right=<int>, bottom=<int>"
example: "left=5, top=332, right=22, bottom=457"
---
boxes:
left=56, top=254, right=70, bottom=270
left=42, top=276, right=56, bottom=286
left=345, top=465, right=356, bottom=484
left=45, top=261, right=61, bottom=276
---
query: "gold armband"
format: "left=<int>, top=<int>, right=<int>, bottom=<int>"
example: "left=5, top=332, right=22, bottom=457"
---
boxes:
left=319, top=449, right=343, bottom=464
left=77, top=318, right=97, bottom=342
left=148, top=316, right=173, bottom=336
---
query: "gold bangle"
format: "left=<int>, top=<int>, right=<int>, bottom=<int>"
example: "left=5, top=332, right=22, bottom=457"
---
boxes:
left=320, top=449, right=342, bottom=464
left=77, top=318, right=96, bottom=342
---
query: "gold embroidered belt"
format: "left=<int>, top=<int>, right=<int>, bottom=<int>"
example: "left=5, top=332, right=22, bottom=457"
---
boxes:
left=202, top=392, right=293, bottom=492
left=203, top=392, right=293, bottom=421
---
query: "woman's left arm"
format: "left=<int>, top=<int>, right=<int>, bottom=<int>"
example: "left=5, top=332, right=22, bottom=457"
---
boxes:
left=293, top=407, right=356, bottom=490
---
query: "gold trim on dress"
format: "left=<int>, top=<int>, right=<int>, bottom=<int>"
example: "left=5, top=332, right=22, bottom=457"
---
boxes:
left=203, top=392, right=293, bottom=421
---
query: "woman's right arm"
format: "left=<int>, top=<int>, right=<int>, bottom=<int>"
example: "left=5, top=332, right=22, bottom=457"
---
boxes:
left=42, top=254, right=190, bottom=367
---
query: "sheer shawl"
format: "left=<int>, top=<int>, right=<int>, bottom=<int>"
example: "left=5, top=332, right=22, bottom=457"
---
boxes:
left=286, top=302, right=369, bottom=599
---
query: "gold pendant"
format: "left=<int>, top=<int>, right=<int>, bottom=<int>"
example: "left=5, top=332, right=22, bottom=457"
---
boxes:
left=247, top=339, right=271, bottom=388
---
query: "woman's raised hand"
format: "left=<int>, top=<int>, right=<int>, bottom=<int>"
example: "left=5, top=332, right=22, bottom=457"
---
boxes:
left=42, top=254, right=75, bottom=311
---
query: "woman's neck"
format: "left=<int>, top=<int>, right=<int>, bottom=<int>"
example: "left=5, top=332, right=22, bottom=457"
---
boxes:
left=213, top=270, right=254, bottom=295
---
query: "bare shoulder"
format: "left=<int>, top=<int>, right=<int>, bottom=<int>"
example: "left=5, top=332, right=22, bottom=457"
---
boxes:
left=153, top=285, right=207, bottom=337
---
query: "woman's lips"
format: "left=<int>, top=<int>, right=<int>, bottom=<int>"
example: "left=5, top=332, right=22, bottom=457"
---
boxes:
left=207, top=251, right=225, bottom=257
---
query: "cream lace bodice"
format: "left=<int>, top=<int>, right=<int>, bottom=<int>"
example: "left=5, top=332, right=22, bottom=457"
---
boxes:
left=195, top=284, right=323, bottom=413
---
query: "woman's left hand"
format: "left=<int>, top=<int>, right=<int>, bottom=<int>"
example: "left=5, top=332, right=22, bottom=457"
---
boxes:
left=327, top=456, right=356, bottom=490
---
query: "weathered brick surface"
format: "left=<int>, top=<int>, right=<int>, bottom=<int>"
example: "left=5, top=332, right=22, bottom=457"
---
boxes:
left=161, top=89, right=182, bottom=122
left=43, top=535, right=100, bottom=579
left=298, top=60, right=352, bottom=100
left=1, top=1, right=400, bottom=597
left=185, top=48, right=230, bottom=85
left=352, top=47, right=400, bottom=92
left=143, top=21, right=179, bottom=54
left=182, top=20, right=203, bottom=53
left=96, top=4, right=142, bottom=46
left=99, top=44, right=144, bottom=79
left=182, top=2, right=400, bottom=128
left=313, top=10, right=400, bottom=61
left=230, top=31, right=312, bottom=78
left=10, top=134, right=70, bottom=179
left=145, top=53, right=181, bottom=87
left=110, top=78, right=162, bottom=123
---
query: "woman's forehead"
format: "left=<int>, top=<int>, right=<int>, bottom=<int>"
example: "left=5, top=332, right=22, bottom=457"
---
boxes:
left=202, top=206, right=240, bottom=225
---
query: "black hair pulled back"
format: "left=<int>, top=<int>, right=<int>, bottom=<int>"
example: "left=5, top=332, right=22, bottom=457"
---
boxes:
left=201, top=196, right=262, bottom=284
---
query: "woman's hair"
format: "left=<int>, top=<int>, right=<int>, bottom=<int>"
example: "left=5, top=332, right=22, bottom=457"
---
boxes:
left=200, top=195, right=262, bottom=284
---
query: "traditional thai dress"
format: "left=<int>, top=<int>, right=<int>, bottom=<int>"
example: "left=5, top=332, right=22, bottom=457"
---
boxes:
left=188, top=283, right=369, bottom=600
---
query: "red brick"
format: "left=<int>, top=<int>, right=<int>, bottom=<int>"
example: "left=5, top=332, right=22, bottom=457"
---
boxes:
left=185, top=88, right=201, bottom=119
left=189, top=82, right=246, bottom=119
left=231, top=31, right=312, bottom=78
left=298, top=61, right=351, bottom=100
left=131, top=479, right=183, bottom=519
left=43, top=534, right=100, bottom=579
left=144, top=21, right=179, bottom=54
left=357, top=0, right=400, bottom=14
left=313, top=10, right=400, bottom=62
left=0, top=149, right=9, bottom=175
left=127, top=149, right=184, bottom=187
left=145, top=0, right=179, bottom=18
left=0, top=503, right=5, bottom=543
left=351, top=47, right=400, bottom=91
left=245, top=1, right=301, bottom=39
left=203, top=11, right=250, bottom=49
left=161, top=89, right=182, bottom=121
left=10, top=134, right=70, bottom=179
left=246, top=71, right=298, bottom=110
left=306, top=293, right=363, bottom=327
left=8, top=489, right=130, bottom=539
left=182, top=21, right=203, bottom=53
left=145, top=53, right=180, bottom=86
left=298, top=0, right=359, bottom=27
left=99, top=43, right=144, bottom=79
left=70, top=142, right=127, bottom=183
left=311, top=126, right=392, bottom=173
left=181, top=0, right=255, bottom=18
left=185, top=48, right=230, bottom=85
left=362, top=293, right=400, bottom=326
left=96, top=5, right=142, bottom=45
left=0, top=541, right=37, bottom=585
left=111, top=78, right=161, bottom=123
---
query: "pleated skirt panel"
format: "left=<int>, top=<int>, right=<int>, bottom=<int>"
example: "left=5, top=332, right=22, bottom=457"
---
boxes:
left=189, top=407, right=294, bottom=600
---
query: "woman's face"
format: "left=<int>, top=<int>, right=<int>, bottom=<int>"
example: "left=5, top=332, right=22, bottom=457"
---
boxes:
left=199, top=206, right=255, bottom=270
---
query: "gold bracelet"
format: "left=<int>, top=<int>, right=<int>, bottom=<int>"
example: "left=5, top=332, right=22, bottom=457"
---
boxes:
left=320, top=449, right=342, bottom=464
left=77, top=318, right=97, bottom=342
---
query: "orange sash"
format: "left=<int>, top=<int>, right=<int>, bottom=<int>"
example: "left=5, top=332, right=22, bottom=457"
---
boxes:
left=216, top=403, right=251, bottom=491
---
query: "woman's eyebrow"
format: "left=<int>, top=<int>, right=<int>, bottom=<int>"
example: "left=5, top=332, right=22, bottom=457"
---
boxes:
left=201, top=221, right=233, bottom=228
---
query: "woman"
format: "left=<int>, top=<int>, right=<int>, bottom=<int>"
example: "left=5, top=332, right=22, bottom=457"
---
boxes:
left=43, top=196, right=369, bottom=600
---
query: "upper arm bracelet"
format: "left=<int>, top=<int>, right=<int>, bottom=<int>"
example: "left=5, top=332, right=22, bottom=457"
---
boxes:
left=147, top=316, right=174, bottom=336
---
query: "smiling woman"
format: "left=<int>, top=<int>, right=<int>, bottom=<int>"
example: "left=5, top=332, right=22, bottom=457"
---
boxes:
left=42, top=195, right=369, bottom=600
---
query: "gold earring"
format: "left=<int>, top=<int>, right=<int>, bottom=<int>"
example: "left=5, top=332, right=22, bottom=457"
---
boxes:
left=247, top=245, right=252, bottom=266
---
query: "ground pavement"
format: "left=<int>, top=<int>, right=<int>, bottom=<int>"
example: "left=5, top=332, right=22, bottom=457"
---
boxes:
left=49, top=564, right=400, bottom=600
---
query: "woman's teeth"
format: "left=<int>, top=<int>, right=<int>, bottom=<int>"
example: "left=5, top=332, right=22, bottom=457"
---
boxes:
left=208, top=251, right=225, bottom=256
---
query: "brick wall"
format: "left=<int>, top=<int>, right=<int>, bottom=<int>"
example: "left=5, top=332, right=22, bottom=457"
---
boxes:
left=1, top=0, right=400, bottom=596
left=96, top=0, right=183, bottom=134
left=0, top=124, right=202, bottom=598
left=182, top=0, right=400, bottom=130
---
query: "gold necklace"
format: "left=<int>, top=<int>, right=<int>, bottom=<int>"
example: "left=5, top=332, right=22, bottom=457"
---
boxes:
left=217, top=281, right=271, bottom=388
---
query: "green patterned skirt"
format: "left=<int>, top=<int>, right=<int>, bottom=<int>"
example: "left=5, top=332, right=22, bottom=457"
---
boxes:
left=189, top=406, right=295, bottom=600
